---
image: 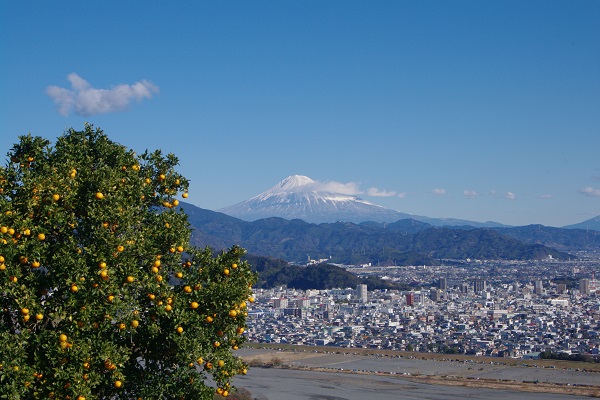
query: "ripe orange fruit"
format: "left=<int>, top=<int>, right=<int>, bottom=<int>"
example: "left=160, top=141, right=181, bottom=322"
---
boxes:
left=114, top=380, right=122, bottom=388
left=213, top=341, right=220, bottom=348
left=131, top=320, right=139, bottom=328
left=36, top=313, right=43, bottom=321
left=95, top=192, right=104, bottom=199
left=59, top=334, right=67, bottom=342
left=248, top=296, right=255, bottom=303
left=119, top=323, right=126, bottom=330
left=177, top=245, right=184, bottom=252
left=205, top=316, right=213, bottom=323
left=232, top=263, right=238, bottom=269
left=71, top=285, right=79, bottom=292
left=175, top=272, right=183, bottom=279
left=52, top=194, right=60, bottom=201
left=155, top=275, right=163, bottom=283
left=223, top=268, right=230, bottom=276
left=190, top=302, right=199, bottom=309
left=165, top=304, right=172, bottom=312
left=217, top=360, right=225, bottom=367
left=182, top=192, right=189, bottom=198
left=126, top=276, right=134, bottom=283
left=153, top=260, right=161, bottom=267
left=237, top=327, right=245, bottom=334
left=159, top=174, right=166, bottom=181
left=37, top=233, right=45, bottom=241
left=228, top=310, right=238, bottom=318
left=107, top=295, right=114, bottom=302
left=176, top=326, right=183, bottom=333
left=31, top=261, right=41, bottom=268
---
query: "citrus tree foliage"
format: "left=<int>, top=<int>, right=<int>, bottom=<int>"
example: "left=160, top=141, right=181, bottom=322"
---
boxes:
left=0, top=125, right=257, bottom=399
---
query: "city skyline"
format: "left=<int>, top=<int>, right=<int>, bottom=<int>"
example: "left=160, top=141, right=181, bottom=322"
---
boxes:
left=1, top=1, right=599, bottom=227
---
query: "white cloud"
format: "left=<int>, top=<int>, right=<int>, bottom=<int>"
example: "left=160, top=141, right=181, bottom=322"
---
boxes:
left=432, top=188, right=446, bottom=195
left=314, top=180, right=363, bottom=195
left=46, top=73, right=159, bottom=116
left=539, top=194, right=553, bottom=199
left=367, top=187, right=397, bottom=197
left=504, top=192, right=517, bottom=200
left=579, top=187, right=600, bottom=197
left=463, top=190, right=479, bottom=199
left=397, top=192, right=407, bottom=199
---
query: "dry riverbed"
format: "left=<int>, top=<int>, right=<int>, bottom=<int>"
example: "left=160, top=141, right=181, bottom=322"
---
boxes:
left=236, top=345, right=600, bottom=398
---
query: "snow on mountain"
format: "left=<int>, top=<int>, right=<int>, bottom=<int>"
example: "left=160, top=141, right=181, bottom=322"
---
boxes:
left=218, top=175, right=508, bottom=226
left=218, top=175, right=413, bottom=223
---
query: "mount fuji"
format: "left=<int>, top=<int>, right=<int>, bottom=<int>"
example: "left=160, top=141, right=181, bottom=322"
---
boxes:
left=218, top=175, right=506, bottom=227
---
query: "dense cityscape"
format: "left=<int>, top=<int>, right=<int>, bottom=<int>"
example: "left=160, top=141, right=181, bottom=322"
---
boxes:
left=246, top=256, right=600, bottom=361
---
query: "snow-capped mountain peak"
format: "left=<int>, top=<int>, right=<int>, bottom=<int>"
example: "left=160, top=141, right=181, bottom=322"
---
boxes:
left=217, top=175, right=509, bottom=227
left=272, top=175, right=316, bottom=192
left=218, top=175, right=410, bottom=223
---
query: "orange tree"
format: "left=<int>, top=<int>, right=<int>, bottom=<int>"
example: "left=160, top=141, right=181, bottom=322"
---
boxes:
left=0, top=125, right=256, bottom=399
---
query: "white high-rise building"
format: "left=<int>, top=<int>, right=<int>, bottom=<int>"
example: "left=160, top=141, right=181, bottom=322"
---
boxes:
left=356, top=284, right=368, bottom=303
left=534, top=280, right=543, bottom=295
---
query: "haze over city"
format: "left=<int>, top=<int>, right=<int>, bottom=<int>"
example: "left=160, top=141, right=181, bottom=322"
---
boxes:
left=1, top=1, right=599, bottom=227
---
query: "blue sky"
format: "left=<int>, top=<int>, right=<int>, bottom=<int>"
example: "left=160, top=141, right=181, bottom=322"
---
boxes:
left=1, top=1, right=599, bottom=227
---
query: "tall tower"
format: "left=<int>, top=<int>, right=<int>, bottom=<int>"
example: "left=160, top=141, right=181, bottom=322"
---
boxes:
left=439, top=277, right=447, bottom=291
left=473, top=279, right=486, bottom=294
left=356, top=284, right=368, bottom=303
left=534, top=280, right=543, bottom=295
left=406, top=293, right=415, bottom=306
left=579, top=278, right=590, bottom=296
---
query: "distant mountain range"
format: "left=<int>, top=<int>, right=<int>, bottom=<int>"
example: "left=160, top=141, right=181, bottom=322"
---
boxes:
left=218, top=174, right=599, bottom=231
left=562, top=216, right=600, bottom=231
left=182, top=175, right=600, bottom=265
left=218, top=175, right=507, bottom=227
left=180, top=202, right=600, bottom=265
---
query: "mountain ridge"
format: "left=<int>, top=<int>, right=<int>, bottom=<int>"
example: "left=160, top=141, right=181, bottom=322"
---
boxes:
left=180, top=202, right=582, bottom=265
